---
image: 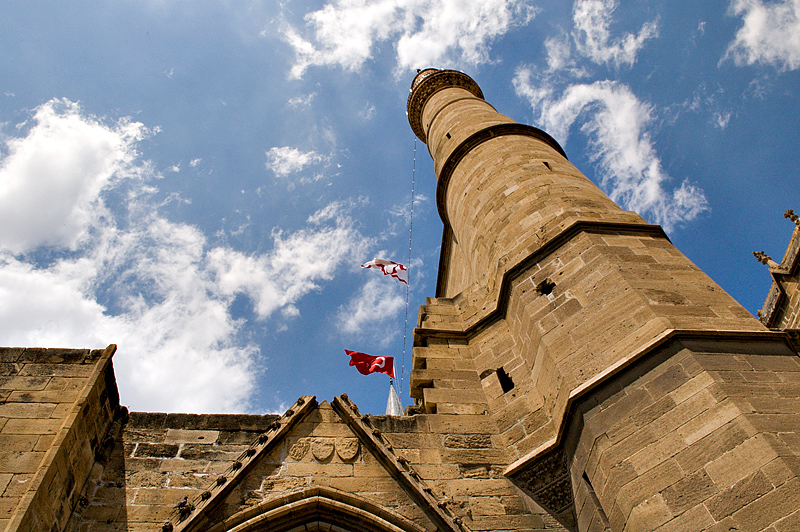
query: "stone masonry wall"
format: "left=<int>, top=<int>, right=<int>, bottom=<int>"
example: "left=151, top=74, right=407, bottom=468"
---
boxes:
left=67, top=397, right=569, bottom=532
left=66, top=411, right=277, bottom=531
left=1, top=346, right=120, bottom=532
left=568, top=338, right=800, bottom=532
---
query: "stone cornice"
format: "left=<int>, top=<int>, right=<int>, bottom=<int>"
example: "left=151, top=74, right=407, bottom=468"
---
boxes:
left=407, top=69, right=483, bottom=143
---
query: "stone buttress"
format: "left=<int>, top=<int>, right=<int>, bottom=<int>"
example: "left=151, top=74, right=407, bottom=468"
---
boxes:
left=407, top=69, right=800, bottom=531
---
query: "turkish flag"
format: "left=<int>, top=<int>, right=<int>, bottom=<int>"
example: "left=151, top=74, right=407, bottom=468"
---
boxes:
left=345, top=350, right=395, bottom=378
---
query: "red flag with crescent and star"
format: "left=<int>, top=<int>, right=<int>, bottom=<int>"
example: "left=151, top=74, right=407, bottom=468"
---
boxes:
left=345, top=350, right=395, bottom=378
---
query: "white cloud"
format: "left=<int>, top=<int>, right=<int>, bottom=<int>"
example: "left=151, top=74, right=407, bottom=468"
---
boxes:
left=0, top=99, right=147, bottom=254
left=514, top=71, right=708, bottom=231
left=266, top=146, right=324, bottom=177
left=209, top=203, right=371, bottom=319
left=571, top=0, right=658, bottom=68
left=714, top=111, right=732, bottom=129
left=0, top=100, right=372, bottom=413
left=358, top=103, right=376, bottom=120
left=540, top=0, right=657, bottom=75
left=337, top=276, right=406, bottom=347
left=288, top=92, right=317, bottom=107
left=283, top=0, right=537, bottom=78
left=0, top=218, right=258, bottom=414
left=544, top=35, right=576, bottom=72
left=724, top=0, right=800, bottom=71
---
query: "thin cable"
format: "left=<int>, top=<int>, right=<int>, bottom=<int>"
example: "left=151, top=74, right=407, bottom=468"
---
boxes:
left=400, top=137, right=417, bottom=401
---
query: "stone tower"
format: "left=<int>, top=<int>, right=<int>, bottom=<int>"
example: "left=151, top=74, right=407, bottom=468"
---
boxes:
left=406, top=69, right=800, bottom=530
left=3, top=70, right=800, bottom=532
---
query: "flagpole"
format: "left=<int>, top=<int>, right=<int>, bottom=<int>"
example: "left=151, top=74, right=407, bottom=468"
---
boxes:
left=400, top=137, right=417, bottom=407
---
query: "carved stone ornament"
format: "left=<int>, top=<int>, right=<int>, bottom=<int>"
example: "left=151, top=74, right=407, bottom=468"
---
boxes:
left=289, top=438, right=310, bottom=461
left=335, top=438, right=360, bottom=461
left=311, top=438, right=335, bottom=461
left=510, top=449, right=574, bottom=514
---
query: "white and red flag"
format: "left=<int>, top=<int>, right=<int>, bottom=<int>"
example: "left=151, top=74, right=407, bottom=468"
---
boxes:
left=361, top=258, right=408, bottom=285
left=345, top=350, right=395, bottom=378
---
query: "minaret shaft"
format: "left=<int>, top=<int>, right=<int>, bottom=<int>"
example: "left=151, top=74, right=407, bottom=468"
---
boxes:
left=408, top=69, right=800, bottom=531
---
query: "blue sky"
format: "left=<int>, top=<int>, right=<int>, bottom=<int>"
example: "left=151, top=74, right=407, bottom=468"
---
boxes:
left=1, top=0, right=798, bottom=415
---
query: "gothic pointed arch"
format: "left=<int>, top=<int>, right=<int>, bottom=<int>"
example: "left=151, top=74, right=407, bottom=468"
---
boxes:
left=207, top=486, right=428, bottom=532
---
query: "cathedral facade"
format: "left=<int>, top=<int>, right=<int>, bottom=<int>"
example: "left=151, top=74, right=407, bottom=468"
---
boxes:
left=2, top=69, right=800, bottom=532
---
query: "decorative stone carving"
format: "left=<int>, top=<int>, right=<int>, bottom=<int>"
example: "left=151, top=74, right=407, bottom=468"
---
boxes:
left=509, top=449, right=574, bottom=519
left=335, top=438, right=360, bottom=461
left=288, top=438, right=310, bottom=461
left=311, top=438, right=334, bottom=461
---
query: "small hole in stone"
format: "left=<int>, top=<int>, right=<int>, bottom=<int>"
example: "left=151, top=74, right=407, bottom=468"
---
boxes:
left=536, top=279, right=556, bottom=296
left=198, top=436, right=204, bottom=440
left=543, top=161, right=551, bottom=170
left=446, top=132, right=451, bottom=139
left=497, top=368, right=514, bottom=393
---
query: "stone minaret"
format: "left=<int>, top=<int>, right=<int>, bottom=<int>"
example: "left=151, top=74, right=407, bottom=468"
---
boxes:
left=408, top=69, right=800, bottom=530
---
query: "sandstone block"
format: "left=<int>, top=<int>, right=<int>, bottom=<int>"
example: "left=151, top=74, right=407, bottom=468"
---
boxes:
left=423, top=388, right=487, bottom=406
left=449, top=478, right=516, bottom=497
left=1, top=418, right=62, bottom=435
left=705, top=469, right=772, bottom=521
left=731, top=477, right=800, bottom=531
left=625, top=494, right=673, bottom=532
left=427, top=414, right=497, bottom=434
left=134, top=443, right=179, bottom=459
left=467, top=514, right=545, bottom=530
left=613, top=459, right=683, bottom=517
left=652, top=503, right=714, bottom=532
left=286, top=462, right=353, bottom=477
left=443, top=448, right=508, bottom=465
left=704, top=434, right=778, bottom=489
left=0, top=402, right=57, bottom=419
left=158, top=459, right=208, bottom=473
left=134, top=487, right=198, bottom=506
left=163, top=429, right=220, bottom=444
left=0, top=377, right=50, bottom=391
left=0, top=451, right=45, bottom=474
left=661, top=468, right=717, bottom=514
left=0, top=435, right=38, bottom=453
